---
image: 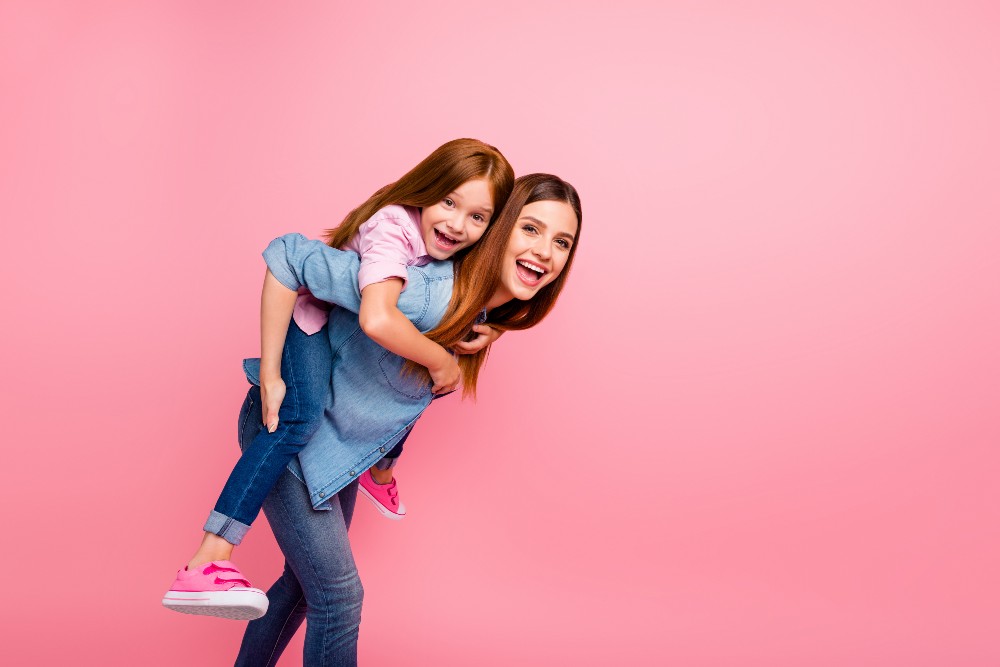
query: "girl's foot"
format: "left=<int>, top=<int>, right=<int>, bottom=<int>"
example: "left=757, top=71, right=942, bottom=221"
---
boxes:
left=162, top=560, right=268, bottom=620
left=358, top=469, right=406, bottom=520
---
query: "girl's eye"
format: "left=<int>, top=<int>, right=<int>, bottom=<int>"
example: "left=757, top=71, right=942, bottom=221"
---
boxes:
left=472, top=214, right=485, bottom=223
left=443, top=198, right=455, bottom=207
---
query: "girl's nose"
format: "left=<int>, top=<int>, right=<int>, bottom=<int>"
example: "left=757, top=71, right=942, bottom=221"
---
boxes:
left=445, top=215, right=464, bottom=233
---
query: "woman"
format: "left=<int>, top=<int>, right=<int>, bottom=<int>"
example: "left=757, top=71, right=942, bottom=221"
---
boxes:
left=235, top=174, right=582, bottom=665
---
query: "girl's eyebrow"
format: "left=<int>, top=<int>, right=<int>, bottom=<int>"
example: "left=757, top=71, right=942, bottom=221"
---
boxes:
left=519, top=215, right=577, bottom=240
left=448, top=191, right=493, bottom=213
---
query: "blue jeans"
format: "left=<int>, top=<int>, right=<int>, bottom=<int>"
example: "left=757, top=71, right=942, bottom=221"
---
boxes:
left=205, top=321, right=331, bottom=545
left=234, top=385, right=363, bottom=667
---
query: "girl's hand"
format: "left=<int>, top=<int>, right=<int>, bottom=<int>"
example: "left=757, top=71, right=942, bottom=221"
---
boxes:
left=428, top=354, right=460, bottom=394
left=454, top=325, right=503, bottom=355
left=261, top=377, right=286, bottom=433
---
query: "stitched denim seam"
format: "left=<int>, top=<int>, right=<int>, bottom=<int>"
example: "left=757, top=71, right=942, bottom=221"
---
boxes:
left=377, top=350, right=430, bottom=400
left=311, top=419, right=416, bottom=503
left=273, top=478, right=338, bottom=665
left=265, top=591, right=304, bottom=667
left=238, top=393, right=254, bottom=449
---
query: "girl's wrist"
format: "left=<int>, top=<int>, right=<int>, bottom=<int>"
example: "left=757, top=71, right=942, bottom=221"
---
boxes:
left=428, top=346, right=454, bottom=372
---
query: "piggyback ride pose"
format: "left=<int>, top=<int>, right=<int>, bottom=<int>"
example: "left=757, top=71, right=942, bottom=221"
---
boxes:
left=162, top=139, right=513, bottom=620
left=234, top=174, right=582, bottom=664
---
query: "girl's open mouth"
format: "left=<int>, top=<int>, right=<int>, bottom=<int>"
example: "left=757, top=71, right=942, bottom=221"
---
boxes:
left=433, top=229, right=459, bottom=250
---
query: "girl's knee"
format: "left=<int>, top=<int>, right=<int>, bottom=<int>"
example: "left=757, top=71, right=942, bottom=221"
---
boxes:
left=272, top=400, right=325, bottom=443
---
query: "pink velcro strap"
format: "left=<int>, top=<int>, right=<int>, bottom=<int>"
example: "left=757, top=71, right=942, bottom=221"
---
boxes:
left=205, top=561, right=251, bottom=588
left=214, top=572, right=252, bottom=588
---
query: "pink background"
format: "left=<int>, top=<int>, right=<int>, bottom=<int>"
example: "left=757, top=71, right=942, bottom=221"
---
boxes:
left=2, top=1, right=999, bottom=665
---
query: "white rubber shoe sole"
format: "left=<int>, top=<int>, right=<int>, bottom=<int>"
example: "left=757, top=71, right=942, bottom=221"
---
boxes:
left=162, top=587, right=269, bottom=620
left=358, top=484, right=407, bottom=520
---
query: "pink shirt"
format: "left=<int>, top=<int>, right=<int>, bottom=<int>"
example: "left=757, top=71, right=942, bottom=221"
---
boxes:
left=292, top=205, right=432, bottom=335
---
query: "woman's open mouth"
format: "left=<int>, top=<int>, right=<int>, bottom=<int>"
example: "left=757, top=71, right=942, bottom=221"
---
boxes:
left=433, top=229, right=460, bottom=251
left=515, top=259, right=547, bottom=287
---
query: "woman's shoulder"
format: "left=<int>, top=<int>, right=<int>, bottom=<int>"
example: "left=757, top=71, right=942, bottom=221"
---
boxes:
left=406, top=259, right=454, bottom=283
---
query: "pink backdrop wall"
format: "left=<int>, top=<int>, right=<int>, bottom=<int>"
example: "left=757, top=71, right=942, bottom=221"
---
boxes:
left=2, top=1, right=999, bottom=664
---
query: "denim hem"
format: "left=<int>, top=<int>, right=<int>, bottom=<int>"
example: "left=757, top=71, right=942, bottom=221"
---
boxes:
left=204, top=510, right=252, bottom=546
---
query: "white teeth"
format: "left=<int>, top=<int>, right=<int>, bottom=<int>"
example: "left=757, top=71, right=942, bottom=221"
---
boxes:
left=517, top=260, right=545, bottom=275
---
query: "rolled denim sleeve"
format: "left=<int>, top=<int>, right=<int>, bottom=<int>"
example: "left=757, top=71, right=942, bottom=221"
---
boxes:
left=262, top=234, right=448, bottom=326
left=264, top=234, right=364, bottom=312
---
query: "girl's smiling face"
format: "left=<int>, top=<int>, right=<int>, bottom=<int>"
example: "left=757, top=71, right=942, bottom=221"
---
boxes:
left=492, top=199, right=579, bottom=305
left=419, top=178, right=494, bottom=260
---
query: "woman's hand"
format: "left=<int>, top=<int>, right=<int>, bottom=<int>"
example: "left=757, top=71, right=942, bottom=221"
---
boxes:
left=428, top=354, right=460, bottom=394
left=261, top=377, right=287, bottom=433
left=454, top=325, right=503, bottom=355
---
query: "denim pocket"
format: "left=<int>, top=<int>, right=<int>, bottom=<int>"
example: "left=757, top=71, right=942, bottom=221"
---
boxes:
left=377, top=351, right=431, bottom=399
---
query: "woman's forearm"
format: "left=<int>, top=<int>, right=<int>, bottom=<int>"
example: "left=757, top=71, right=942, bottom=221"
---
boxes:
left=261, top=269, right=298, bottom=381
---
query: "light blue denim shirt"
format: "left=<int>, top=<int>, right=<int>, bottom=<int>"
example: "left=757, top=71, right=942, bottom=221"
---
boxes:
left=245, top=233, right=455, bottom=510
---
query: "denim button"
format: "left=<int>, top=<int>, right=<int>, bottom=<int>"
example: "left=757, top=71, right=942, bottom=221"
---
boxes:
left=319, top=491, right=326, bottom=498
left=379, top=447, right=386, bottom=453
left=349, top=470, right=356, bottom=476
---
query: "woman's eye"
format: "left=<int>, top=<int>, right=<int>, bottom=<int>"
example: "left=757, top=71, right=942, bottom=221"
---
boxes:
left=522, top=224, right=537, bottom=234
left=556, top=239, right=570, bottom=249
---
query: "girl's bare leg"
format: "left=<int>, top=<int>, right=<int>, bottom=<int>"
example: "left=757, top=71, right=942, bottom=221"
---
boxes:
left=187, top=532, right=235, bottom=569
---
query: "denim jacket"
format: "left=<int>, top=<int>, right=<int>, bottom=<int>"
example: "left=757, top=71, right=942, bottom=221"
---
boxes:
left=244, top=233, right=454, bottom=510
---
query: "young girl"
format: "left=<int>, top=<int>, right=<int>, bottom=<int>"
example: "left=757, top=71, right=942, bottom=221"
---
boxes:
left=163, top=139, right=514, bottom=620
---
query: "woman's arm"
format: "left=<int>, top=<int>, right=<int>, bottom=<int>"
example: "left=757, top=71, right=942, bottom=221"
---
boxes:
left=453, top=324, right=504, bottom=355
left=359, top=280, right=459, bottom=394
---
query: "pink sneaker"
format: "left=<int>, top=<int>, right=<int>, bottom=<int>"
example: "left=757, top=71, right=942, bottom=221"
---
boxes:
left=358, top=469, right=407, bottom=520
left=161, top=560, right=268, bottom=620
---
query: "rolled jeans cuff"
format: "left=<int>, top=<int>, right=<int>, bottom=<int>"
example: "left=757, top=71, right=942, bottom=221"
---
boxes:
left=204, top=510, right=252, bottom=546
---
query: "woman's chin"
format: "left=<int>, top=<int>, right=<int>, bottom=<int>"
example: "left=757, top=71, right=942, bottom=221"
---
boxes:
left=509, top=283, right=541, bottom=301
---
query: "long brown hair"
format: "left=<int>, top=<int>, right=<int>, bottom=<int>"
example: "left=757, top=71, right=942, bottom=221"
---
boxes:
left=324, top=138, right=514, bottom=248
left=409, top=173, right=583, bottom=398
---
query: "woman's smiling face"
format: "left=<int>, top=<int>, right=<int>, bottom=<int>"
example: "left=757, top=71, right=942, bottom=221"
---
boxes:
left=492, top=199, right=579, bottom=305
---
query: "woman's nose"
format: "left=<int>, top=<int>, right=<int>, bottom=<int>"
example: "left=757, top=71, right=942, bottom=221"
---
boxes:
left=532, top=238, right=551, bottom=259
